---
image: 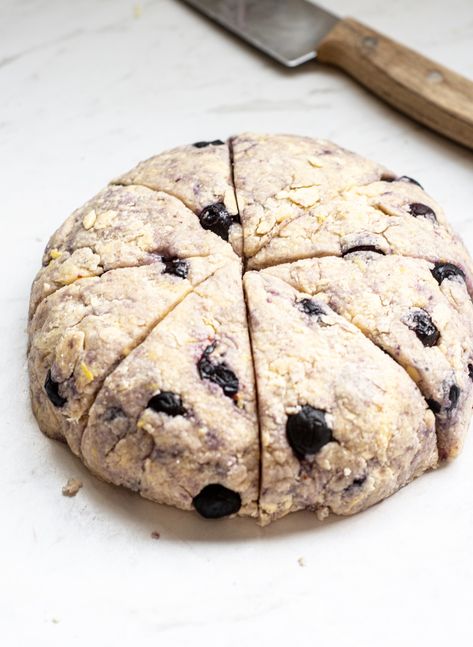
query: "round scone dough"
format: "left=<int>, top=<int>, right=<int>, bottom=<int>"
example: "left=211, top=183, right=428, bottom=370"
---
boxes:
left=28, top=134, right=473, bottom=524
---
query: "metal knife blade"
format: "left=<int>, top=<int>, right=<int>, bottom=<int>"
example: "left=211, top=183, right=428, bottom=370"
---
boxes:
left=181, top=0, right=339, bottom=67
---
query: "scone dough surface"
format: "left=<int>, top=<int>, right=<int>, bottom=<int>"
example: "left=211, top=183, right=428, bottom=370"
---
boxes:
left=28, top=134, right=473, bottom=524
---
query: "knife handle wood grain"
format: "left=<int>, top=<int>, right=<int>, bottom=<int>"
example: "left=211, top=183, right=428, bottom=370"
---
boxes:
left=317, top=18, right=473, bottom=150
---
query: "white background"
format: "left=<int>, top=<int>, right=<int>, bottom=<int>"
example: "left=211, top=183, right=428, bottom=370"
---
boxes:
left=1, top=0, right=473, bottom=644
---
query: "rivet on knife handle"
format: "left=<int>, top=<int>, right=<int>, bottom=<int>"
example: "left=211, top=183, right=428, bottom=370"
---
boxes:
left=317, top=18, right=473, bottom=150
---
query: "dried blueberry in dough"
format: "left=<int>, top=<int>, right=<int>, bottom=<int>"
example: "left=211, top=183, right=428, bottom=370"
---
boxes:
left=286, top=405, right=332, bottom=457
left=198, top=202, right=235, bottom=241
left=147, top=392, right=186, bottom=417
left=428, top=385, right=460, bottom=415
left=408, top=202, right=437, bottom=223
left=44, top=370, right=66, bottom=408
left=193, top=140, right=225, bottom=148
left=298, top=298, right=326, bottom=317
left=342, top=245, right=385, bottom=256
left=426, top=399, right=441, bottom=414
left=197, top=343, right=239, bottom=399
left=399, top=175, right=424, bottom=189
left=431, top=262, right=465, bottom=285
left=193, top=484, right=242, bottom=518
left=162, top=257, right=189, bottom=279
left=448, top=385, right=460, bottom=411
left=405, top=309, right=440, bottom=347
left=381, top=174, right=423, bottom=189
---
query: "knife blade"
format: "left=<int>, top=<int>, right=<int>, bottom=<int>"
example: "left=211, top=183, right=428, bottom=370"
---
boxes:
left=182, top=0, right=338, bottom=67
left=180, top=0, right=473, bottom=150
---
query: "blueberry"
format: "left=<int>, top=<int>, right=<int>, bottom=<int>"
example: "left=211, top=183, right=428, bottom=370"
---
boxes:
left=162, top=257, right=189, bottom=279
left=398, top=176, right=424, bottom=189
left=426, top=399, right=441, bottom=414
left=448, top=384, right=460, bottom=411
left=198, top=202, right=235, bottom=241
left=298, top=298, right=325, bottom=317
left=408, top=202, right=437, bottom=223
left=147, top=392, right=186, bottom=417
left=286, top=405, right=332, bottom=457
left=381, top=175, right=423, bottom=189
left=468, top=364, right=473, bottom=381
left=193, top=140, right=225, bottom=148
left=406, top=309, right=440, bottom=347
left=431, top=263, right=465, bottom=285
left=198, top=343, right=239, bottom=399
left=44, top=370, right=66, bottom=408
left=193, top=484, right=241, bottom=519
left=380, top=173, right=398, bottom=182
left=342, top=245, right=385, bottom=256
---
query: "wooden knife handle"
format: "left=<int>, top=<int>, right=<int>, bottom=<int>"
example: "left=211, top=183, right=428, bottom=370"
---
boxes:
left=317, top=17, right=473, bottom=150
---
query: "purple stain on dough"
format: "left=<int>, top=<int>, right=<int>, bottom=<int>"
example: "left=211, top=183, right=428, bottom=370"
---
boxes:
left=205, top=430, right=221, bottom=450
left=104, top=406, right=125, bottom=422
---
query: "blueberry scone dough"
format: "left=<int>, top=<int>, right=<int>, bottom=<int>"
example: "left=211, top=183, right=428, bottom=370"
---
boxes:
left=264, top=255, right=473, bottom=460
left=29, top=185, right=233, bottom=459
left=247, top=187, right=473, bottom=289
left=81, top=264, right=259, bottom=518
left=29, top=184, right=234, bottom=319
left=232, top=132, right=389, bottom=260
left=232, top=134, right=473, bottom=291
left=244, top=271, right=437, bottom=525
left=28, top=256, right=226, bottom=455
left=112, top=139, right=242, bottom=254
left=28, top=132, right=473, bottom=525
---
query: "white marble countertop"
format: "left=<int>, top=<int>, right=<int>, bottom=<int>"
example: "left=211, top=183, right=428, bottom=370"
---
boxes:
left=1, top=0, right=473, bottom=645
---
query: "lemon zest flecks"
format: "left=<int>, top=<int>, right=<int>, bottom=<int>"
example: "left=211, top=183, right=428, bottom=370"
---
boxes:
left=80, top=362, right=94, bottom=382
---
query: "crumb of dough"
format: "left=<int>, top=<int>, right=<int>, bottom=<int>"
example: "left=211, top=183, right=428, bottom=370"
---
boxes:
left=62, top=478, right=83, bottom=497
left=298, top=557, right=305, bottom=567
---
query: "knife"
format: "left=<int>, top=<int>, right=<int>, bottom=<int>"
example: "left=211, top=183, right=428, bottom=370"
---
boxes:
left=180, top=0, right=473, bottom=150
